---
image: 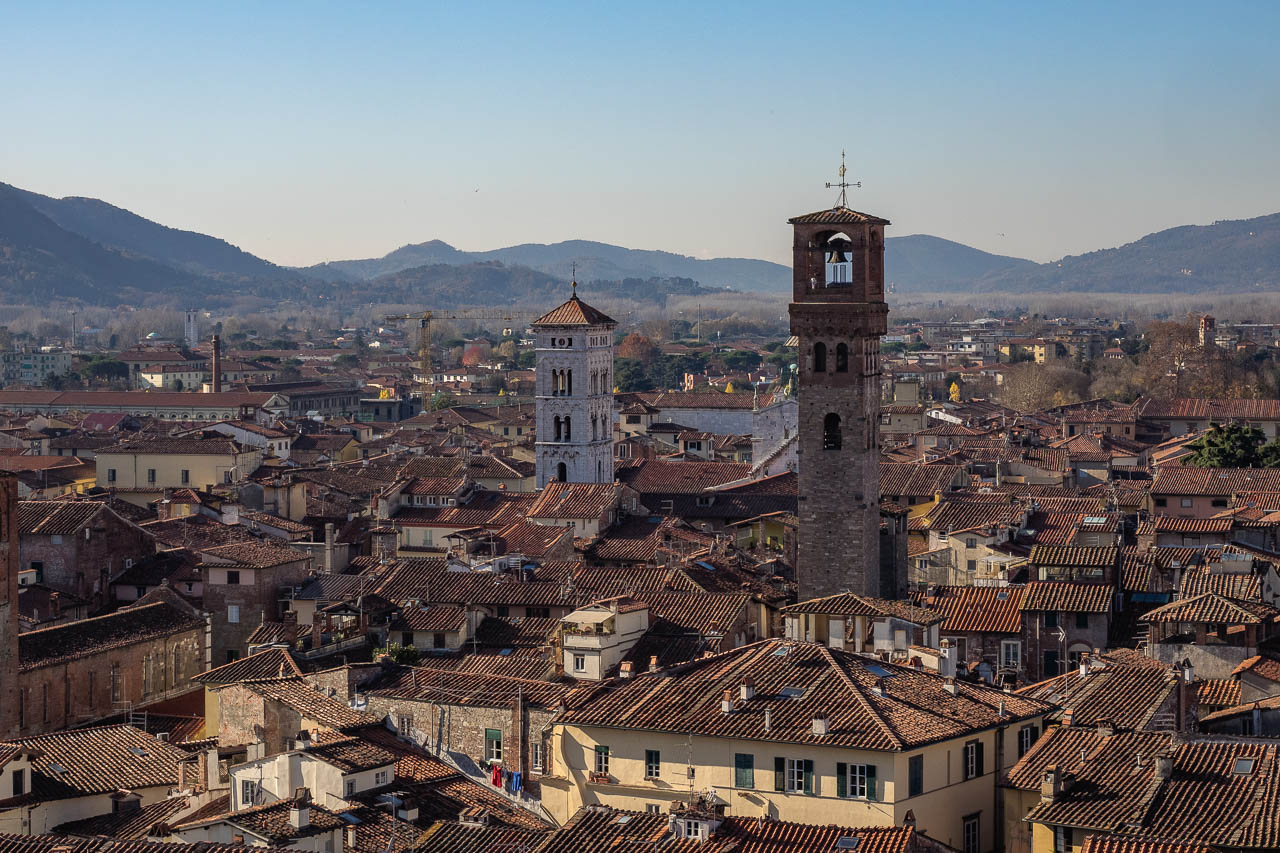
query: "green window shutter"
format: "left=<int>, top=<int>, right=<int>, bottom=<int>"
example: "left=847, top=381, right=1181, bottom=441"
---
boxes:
left=775, top=757, right=785, bottom=791
left=976, top=741, right=985, bottom=777
left=866, top=764, right=877, bottom=801
left=803, top=759, right=814, bottom=795
left=735, top=753, right=754, bottom=789
left=836, top=763, right=848, bottom=798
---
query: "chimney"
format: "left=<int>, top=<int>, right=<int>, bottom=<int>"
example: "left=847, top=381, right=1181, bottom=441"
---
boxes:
left=232, top=835, right=244, bottom=845
left=619, top=661, right=633, bottom=679
left=324, top=522, right=335, bottom=574
left=312, top=611, right=323, bottom=650
left=1040, top=766, right=1062, bottom=803
left=902, top=810, right=916, bottom=829
left=939, top=638, right=957, bottom=679
left=872, top=677, right=886, bottom=697
left=811, top=713, right=829, bottom=736
left=1181, top=658, right=1194, bottom=683
left=1154, top=753, right=1174, bottom=781
left=740, top=677, right=755, bottom=701
left=283, top=609, right=298, bottom=627
left=289, top=788, right=311, bottom=829
left=211, top=335, right=222, bottom=394
left=294, top=730, right=312, bottom=751
left=943, top=676, right=959, bottom=695
left=50, top=591, right=60, bottom=618
left=1062, top=709, right=1074, bottom=727
left=345, top=826, right=357, bottom=851
left=764, top=707, right=772, bottom=734
left=649, top=655, right=659, bottom=673
left=721, top=690, right=734, bottom=714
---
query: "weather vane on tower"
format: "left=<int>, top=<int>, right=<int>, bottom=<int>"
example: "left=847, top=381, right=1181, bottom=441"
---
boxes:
left=825, top=149, right=861, bottom=208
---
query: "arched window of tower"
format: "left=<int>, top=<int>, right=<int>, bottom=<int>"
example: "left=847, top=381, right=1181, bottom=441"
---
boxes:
left=814, top=342, right=827, bottom=373
left=564, top=415, right=572, bottom=441
left=823, top=232, right=854, bottom=287
left=556, top=462, right=567, bottom=482
left=554, top=415, right=562, bottom=441
left=823, top=413, right=842, bottom=451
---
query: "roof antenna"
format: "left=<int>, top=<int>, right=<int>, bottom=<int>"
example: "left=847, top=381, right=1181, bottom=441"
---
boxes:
left=825, top=149, right=860, bottom=208
left=571, top=261, right=578, bottom=296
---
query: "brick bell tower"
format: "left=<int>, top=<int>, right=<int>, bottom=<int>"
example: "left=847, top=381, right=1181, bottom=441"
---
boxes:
left=788, top=158, right=889, bottom=600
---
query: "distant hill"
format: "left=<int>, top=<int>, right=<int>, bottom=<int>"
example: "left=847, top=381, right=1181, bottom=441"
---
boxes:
left=884, top=234, right=1038, bottom=291
left=11, top=185, right=297, bottom=282
left=306, top=238, right=793, bottom=293
left=0, top=182, right=222, bottom=304
left=3, top=178, right=1278, bottom=305
left=968, top=213, right=1280, bottom=293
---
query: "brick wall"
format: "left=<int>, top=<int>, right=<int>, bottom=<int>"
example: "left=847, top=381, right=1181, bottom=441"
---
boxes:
left=20, top=508, right=154, bottom=605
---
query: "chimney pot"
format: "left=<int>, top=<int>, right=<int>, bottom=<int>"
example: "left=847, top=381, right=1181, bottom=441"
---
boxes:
left=721, top=690, right=734, bottom=714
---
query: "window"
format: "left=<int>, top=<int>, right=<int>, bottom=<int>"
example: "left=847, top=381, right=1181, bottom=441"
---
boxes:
left=528, top=607, right=551, bottom=619
left=531, top=742, right=544, bottom=772
left=963, top=814, right=980, bottom=853
left=17, top=689, right=24, bottom=728
left=1018, top=724, right=1040, bottom=758
left=496, top=606, right=510, bottom=617
left=375, top=770, right=389, bottom=786
left=432, top=632, right=446, bottom=648
left=50, top=534, right=62, bottom=545
left=1053, top=826, right=1069, bottom=853
left=776, top=757, right=813, bottom=794
left=108, top=468, right=117, bottom=483
left=966, top=559, right=977, bottom=572
left=684, top=820, right=706, bottom=840
left=836, top=343, right=849, bottom=372
left=180, top=469, right=190, bottom=485
left=594, top=745, right=610, bottom=774
left=1076, top=611, right=1090, bottom=629
left=966, top=537, right=977, bottom=548
left=147, top=468, right=157, bottom=484
left=88, top=671, right=95, bottom=708
left=837, top=763, right=877, bottom=799
left=11, top=769, right=24, bottom=797
left=573, top=654, right=587, bottom=673
left=485, top=729, right=502, bottom=762
left=227, top=605, right=240, bottom=624
left=30, top=561, right=43, bottom=582
left=1154, top=497, right=1167, bottom=507
left=908, top=755, right=923, bottom=797
left=226, top=570, right=240, bottom=585
left=823, top=413, right=842, bottom=451
left=1212, top=498, right=1228, bottom=508
left=1001, top=640, right=1021, bottom=670
left=345, top=780, right=355, bottom=796
left=397, top=714, right=414, bottom=733
left=645, top=749, right=661, bottom=778
left=646, top=804, right=662, bottom=815
left=814, top=342, right=827, bottom=373
left=1180, top=497, right=1194, bottom=508
left=1044, top=611, right=1058, bottom=629
left=110, top=664, right=122, bottom=703
left=241, top=780, right=257, bottom=806
left=963, top=740, right=984, bottom=780
left=734, top=753, right=754, bottom=789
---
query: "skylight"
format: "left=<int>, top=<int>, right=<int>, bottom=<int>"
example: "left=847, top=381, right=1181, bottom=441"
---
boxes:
left=339, top=813, right=363, bottom=825
left=615, top=815, right=633, bottom=825
left=49, top=763, right=68, bottom=776
left=1233, top=757, right=1257, bottom=775
left=836, top=837, right=861, bottom=850
left=865, top=663, right=896, bottom=679
left=780, top=686, right=805, bottom=699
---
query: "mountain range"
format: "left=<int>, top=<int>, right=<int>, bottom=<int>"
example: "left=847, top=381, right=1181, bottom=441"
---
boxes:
left=2, top=179, right=1278, bottom=308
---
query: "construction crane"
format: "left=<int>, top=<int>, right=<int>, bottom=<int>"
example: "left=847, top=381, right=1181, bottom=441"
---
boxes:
left=382, top=309, right=540, bottom=394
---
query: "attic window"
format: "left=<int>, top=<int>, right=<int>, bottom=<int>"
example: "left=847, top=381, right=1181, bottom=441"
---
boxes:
left=864, top=664, right=896, bottom=679
left=49, top=763, right=68, bottom=776
left=837, top=838, right=862, bottom=850
left=780, top=686, right=805, bottom=699
left=996, top=590, right=1009, bottom=601
left=696, top=496, right=714, bottom=507
left=128, top=747, right=149, bottom=758
left=614, top=816, right=632, bottom=825
left=1234, top=757, right=1257, bottom=775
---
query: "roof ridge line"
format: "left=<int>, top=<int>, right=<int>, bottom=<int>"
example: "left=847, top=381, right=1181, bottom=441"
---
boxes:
left=815, top=645, right=904, bottom=749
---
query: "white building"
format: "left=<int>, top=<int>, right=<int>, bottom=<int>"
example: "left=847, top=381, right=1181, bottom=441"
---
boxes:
left=533, top=286, right=617, bottom=487
left=185, top=310, right=201, bottom=348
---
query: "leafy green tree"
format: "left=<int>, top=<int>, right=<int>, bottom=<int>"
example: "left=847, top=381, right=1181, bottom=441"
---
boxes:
left=1185, top=422, right=1266, bottom=468
left=375, top=642, right=422, bottom=666
left=430, top=391, right=458, bottom=411
left=516, top=350, right=536, bottom=369
left=722, top=349, right=763, bottom=372
left=334, top=353, right=360, bottom=369
left=613, top=358, right=654, bottom=392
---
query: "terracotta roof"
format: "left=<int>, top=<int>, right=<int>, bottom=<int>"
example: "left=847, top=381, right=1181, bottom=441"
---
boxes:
left=539, top=808, right=934, bottom=853
left=200, top=540, right=310, bottom=568
left=1140, top=592, right=1279, bottom=625
left=51, top=796, right=190, bottom=840
left=97, top=437, right=250, bottom=456
left=193, top=646, right=304, bottom=684
left=176, top=796, right=347, bottom=842
left=558, top=639, right=1051, bottom=750
left=1151, top=466, right=1280, bottom=496
left=16, top=500, right=106, bottom=534
left=1232, top=653, right=1280, bottom=682
left=19, top=602, right=203, bottom=671
left=1021, top=581, right=1114, bottom=614
left=389, top=605, right=468, bottom=633
left=527, top=481, right=616, bottom=519
left=240, top=679, right=382, bottom=730
left=414, top=822, right=548, bottom=853
left=787, top=205, right=890, bottom=225
left=880, top=463, right=967, bottom=498
left=1138, top=516, right=1234, bottom=535
left=781, top=592, right=945, bottom=626
left=619, top=459, right=753, bottom=495
left=1196, top=678, right=1242, bottom=709
left=1080, top=838, right=1214, bottom=853
left=1015, top=651, right=1181, bottom=730
left=533, top=295, right=617, bottom=327
left=914, top=585, right=1026, bottom=634
left=366, top=665, right=578, bottom=710
left=1029, top=545, right=1119, bottom=569
left=2, top=725, right=185, bottom=800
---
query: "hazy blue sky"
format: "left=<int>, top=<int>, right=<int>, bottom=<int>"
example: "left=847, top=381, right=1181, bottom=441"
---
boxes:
left=4, top=1, right=1278, bottom=267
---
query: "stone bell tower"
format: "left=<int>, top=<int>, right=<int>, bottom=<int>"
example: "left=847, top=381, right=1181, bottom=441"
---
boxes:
left=533, top=279, right=618, bottom=487
left=788, top=162, right=890, bottom=600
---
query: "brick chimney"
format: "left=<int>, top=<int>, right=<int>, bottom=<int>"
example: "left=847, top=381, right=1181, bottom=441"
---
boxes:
left=211, top=335, right=222, bottom=394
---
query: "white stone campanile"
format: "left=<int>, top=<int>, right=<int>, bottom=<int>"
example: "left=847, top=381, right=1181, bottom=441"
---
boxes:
left=533, top=287, right=617, bottom=487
